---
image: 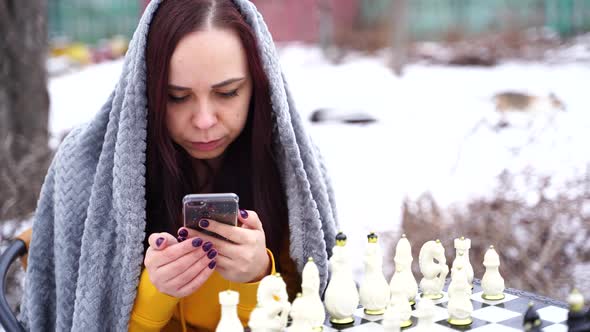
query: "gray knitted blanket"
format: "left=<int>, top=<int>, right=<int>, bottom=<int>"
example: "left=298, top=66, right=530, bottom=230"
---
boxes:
left=20, top=0, right=337, bottom=330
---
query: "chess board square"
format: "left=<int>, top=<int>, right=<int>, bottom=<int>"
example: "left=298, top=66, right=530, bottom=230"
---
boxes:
left=435, top=315, right=490, bottom=330
left=471, top=305, right=521, bottom=323
left=404, top=323, right=456, bottom=331
left=497, top=315, right=554, bottom=330
left=338, top=321, right=383, bottom=332
left=537, top=306, right=568, bottom=323
left=435, top=298, right=486, bottom=311
left=463, top=323, right=522, bottom=332
left=352, top=307, right=383, bottom=322
left=324, top=314, right=365, bottom=330
left=541, top=323, right=568, bottom=332
left=412, top=303, right=450, bottom=323
left=471, top=291, right=518, bottom=306
left=500, top=296, right=550, bottom=314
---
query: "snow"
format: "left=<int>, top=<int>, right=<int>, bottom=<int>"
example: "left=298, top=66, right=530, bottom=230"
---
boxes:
left=47, top=44, right=590, bottom=282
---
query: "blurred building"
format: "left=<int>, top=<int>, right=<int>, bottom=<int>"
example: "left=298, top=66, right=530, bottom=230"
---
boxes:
left=49, top=0, right=590, bottom=45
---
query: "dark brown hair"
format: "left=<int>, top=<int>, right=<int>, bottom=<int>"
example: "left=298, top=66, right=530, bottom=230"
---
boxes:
left=145, top=0, right=287, bottom=259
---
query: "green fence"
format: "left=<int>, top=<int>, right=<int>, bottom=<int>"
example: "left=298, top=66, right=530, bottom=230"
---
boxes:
left=360, top=0, right=590, bottom=40
left=48, top=0, right=140, bottom=44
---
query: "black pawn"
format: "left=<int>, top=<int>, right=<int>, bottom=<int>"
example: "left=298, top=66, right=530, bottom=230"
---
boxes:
left=568, top=307, right=590, bottom=332
left=523, top=303, right=542, bottom=332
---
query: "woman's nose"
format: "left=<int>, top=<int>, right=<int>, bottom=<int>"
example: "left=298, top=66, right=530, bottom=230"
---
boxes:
left=191, top=100, right=217, bottom=129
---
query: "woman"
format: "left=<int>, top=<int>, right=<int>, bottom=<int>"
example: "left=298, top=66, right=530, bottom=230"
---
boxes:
left=21, top=0, right=337, bottom=331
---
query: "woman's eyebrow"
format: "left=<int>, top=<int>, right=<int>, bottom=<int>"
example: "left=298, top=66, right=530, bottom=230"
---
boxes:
left=211, top=77, right=245, bottom=89
left=168, top=84, right=191, bottom=91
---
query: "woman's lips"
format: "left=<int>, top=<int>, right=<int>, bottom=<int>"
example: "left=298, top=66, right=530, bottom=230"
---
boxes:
left=190, top=138, right=224, bottom=152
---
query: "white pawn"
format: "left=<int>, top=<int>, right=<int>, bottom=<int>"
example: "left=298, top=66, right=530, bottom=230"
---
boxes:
left=288, top=293, right=314, bottom=332
left=481, top=245, right=505, bottom=300
left=389, top=234, right=418, bottom=305
left=325, top=232, right=359, bottom=325
left=419, top=239, right=448, bottom=300
left=381, top=309, right=401, bottom=332
left=452, top=236, right=474, bottom=287
left=248, top=273, right=291, bottom=332
left=388, top=281, right=413, bottom=328
left=300, top=257, right=326, bottom=330
left=216, top=290, right=243, bottom=332
left=359, top=232, right=390, bottom=315
left=413, top=298, right=436, bottom=332
left=447, top=265, right=473, bottom=326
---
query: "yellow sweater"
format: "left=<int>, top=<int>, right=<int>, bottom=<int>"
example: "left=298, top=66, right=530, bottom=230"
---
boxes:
left=129, top=250, right=276, bottom=332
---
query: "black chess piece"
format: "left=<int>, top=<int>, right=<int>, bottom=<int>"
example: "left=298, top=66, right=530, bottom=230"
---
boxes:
left=523, top=302, right=542, bottom=332
left=567, top=289, right=590, bottom=332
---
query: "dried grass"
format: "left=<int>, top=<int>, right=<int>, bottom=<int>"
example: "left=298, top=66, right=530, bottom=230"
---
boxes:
left=392, top=169, right=590, bottom=300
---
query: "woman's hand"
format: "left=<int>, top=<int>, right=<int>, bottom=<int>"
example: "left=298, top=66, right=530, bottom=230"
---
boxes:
left=177, top=209, right=270, bottom=283
left=144, top=232, right=218, bottom=297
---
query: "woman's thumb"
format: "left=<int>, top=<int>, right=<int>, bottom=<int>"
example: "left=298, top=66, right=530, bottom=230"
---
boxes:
left=148, top=232, right=177, bottom=250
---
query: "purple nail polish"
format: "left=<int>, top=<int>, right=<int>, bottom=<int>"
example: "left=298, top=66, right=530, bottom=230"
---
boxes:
left=177, top=236, right=186, bottom=242
left=202, top=241, right=213, bottom=252
left=156, top=237, right=164, bottom=247
left=192, top=238, right=203, bottom=248
left=239, top=209, right=248, bottom=219
left=207, top=249, right=218, bottom=259
left=199, top=219, right=209, bottom=228
left=208, top=260, right=216, bottom=269
left=178, top=228, right=188, bottom=237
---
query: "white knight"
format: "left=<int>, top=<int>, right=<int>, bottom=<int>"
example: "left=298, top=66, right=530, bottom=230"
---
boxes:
left=419, top=239, right=448, bottom=300
left=481, top=245, right=505, bottom=300
left=248, top=273, right=291, bottom=332
left=324, top=232, right=359, bottom=325
left=389, top=234, right=418, bottom=305
left=359, top=232, right=390, bottom=315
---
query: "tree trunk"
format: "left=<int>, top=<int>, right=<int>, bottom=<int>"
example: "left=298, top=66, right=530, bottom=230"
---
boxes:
left=0, top=0, right=52, bottom=221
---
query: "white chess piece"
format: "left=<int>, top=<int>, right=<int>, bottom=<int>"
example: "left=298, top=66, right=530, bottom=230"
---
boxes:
left=419, top=239, right=448, bottom=300
left=216, top=290, right=243, bottom=332
left=300, top=257, right=326, bottom=330
left=447, top=265, right=473, bottom=326
left=413, top=298, right=436, bottom=332
left=381, top=309, right=401, bottom=332
left=325, top=232, right=359, bottom=325
left=452, top=237, right=473, bottom=286
left=359, top=232, right=390, bottom=315
left=481, top=245, right=505, bottom=300
left=288, top=293, right=315, bottom=332
left=248, top=273, right=291, bottom=332
left=388, top=281, right=413, bottom=328
left=389, top=234, right=418, bottom=305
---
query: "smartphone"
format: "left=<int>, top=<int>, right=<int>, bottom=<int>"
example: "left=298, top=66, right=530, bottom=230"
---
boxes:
left=182, top=193, right=239, bottom=241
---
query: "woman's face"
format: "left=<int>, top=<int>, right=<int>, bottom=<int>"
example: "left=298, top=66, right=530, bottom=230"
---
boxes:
left=166, top=27, right=253, bottom=161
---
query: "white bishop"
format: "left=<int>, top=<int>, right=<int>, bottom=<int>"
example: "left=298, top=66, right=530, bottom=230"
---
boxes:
left=325, top=232, right=359, bottom=325
left=389, top=234, right=417, bottom=305
left=481, top=245, right=505, bottom=300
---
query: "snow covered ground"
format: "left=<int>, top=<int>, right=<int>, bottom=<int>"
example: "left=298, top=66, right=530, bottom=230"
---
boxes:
left=47, top=44, right=590, bottom=282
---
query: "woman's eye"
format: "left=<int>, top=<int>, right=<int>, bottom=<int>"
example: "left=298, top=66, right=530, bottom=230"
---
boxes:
left=217, top=89, right=239, bottom=98
left=168, top=94, right=189, bottom=103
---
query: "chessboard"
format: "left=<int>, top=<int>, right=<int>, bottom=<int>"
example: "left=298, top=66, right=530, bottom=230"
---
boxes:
left=321, top=281, right=569, bottom=332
